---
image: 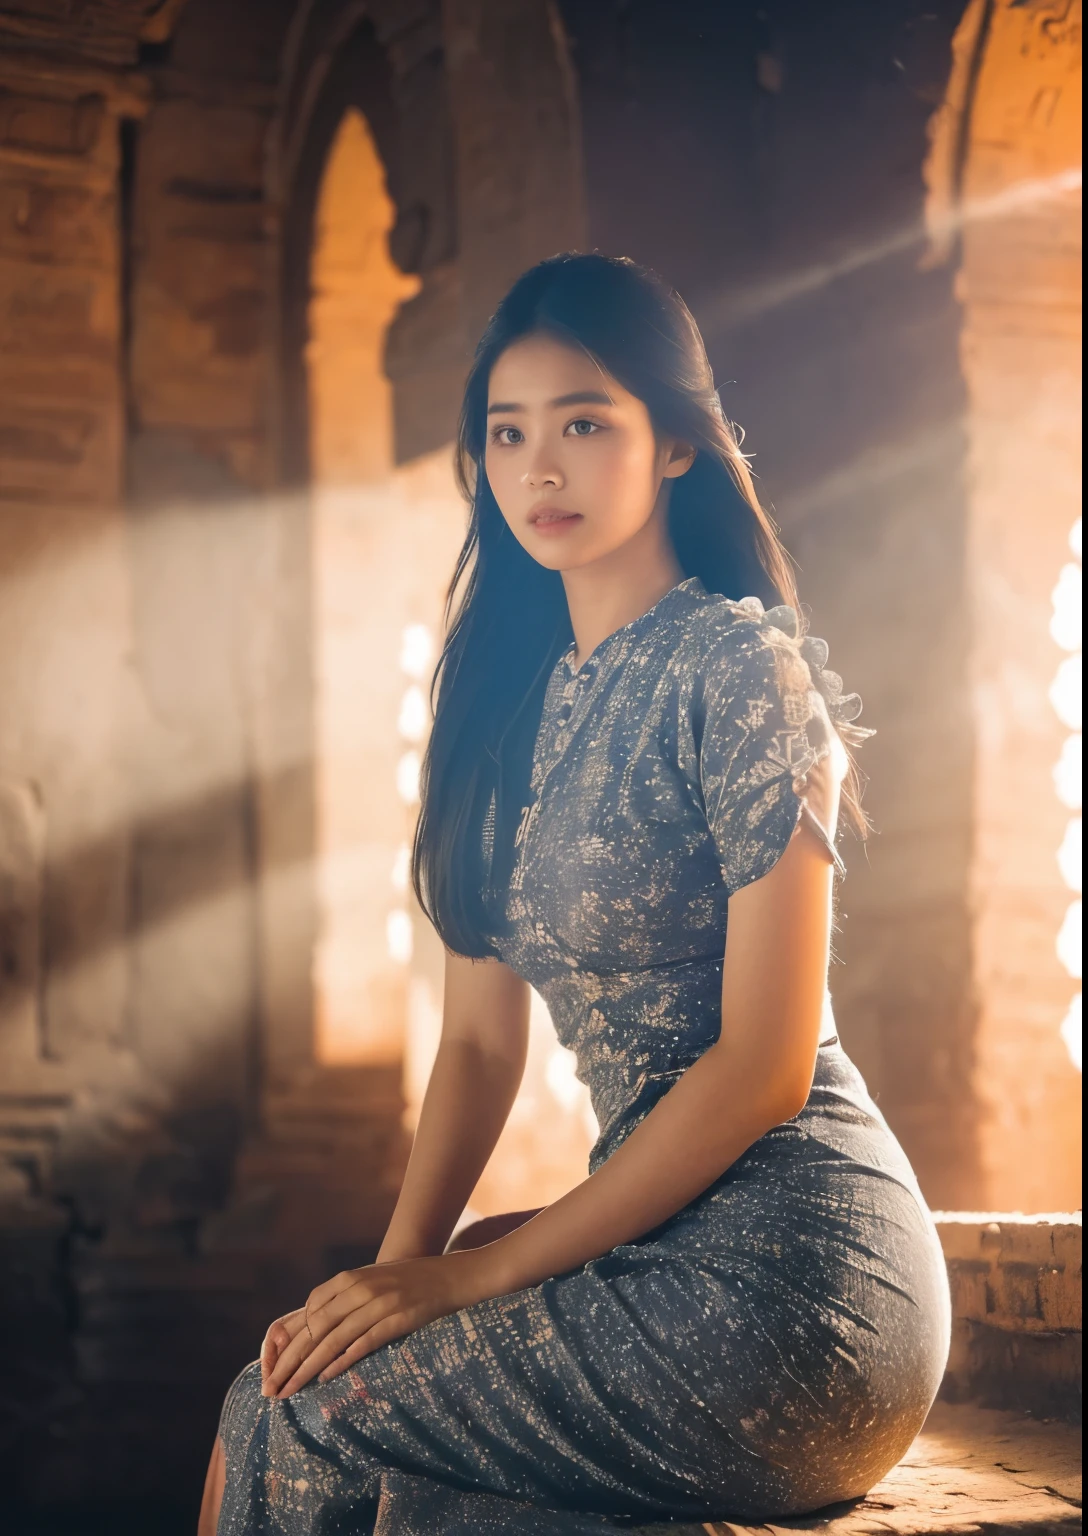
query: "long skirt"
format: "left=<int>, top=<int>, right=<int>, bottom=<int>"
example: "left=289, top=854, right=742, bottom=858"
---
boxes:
left=215, top=1044, right=951, bottom=1534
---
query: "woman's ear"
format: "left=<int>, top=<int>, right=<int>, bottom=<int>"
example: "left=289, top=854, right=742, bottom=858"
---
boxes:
left=662, top=439, right=696, bottom=479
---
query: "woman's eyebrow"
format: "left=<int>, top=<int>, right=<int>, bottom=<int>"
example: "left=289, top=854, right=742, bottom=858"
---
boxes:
left=486, top=389, right=615, bottom=416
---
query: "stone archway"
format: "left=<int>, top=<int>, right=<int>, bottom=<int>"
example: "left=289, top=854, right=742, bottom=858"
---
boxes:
left=0, top=0, right=587, bottom=1502
left=120, top=0, right=586, bottom=1103
left=305, top=96, right=450, bottom=1074
left=273, top=2, right=595, bottom=1214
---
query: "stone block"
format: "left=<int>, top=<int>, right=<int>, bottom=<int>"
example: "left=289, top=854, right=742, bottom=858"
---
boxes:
left=0, top=780, right=44, bottom=1072
left=0, top=1196, right=73, bottom=1466
left=935, top=1214, right=1081, bottom=1418
left=0, top=86, right=105, bottom=160
left=0, top=173, right=115, bottom=267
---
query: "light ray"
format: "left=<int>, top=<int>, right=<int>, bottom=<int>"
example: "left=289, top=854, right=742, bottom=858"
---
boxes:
left=698, top=168, right=1081, bottom=337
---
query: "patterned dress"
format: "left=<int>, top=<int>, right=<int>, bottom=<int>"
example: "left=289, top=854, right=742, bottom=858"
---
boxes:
left=216, top=577, right=951, bottom=1535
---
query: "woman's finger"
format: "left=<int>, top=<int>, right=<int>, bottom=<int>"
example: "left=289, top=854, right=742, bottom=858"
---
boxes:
left=264, top=1314, right=327, bottom=1395
left=278, top=1299, right=397, bottom=1397
left=276, top=1298, right=398, bottom=1399
left=317, top=1313, right=410, bottom=1382
left=264, top=1271, right=396, bottom=1395
left=278, top=1311, right=312, bottom=1350
left=260, top=1325, right=285, bottom=1378
left=306, top=1276, right=384, bottom=1339
left=260, top=1309, right=305, bottom=1378
left=306, top=1268, right=364, bottom=1315
left=264, top=1283, right=381, bottom=1396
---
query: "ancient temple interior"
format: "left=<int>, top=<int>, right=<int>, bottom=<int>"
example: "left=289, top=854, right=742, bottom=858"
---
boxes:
left=0, top=0, right=1081, bottom=1526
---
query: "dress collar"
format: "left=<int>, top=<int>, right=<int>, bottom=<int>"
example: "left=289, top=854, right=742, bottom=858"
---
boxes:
left=560, top=575, right=707, bottom=678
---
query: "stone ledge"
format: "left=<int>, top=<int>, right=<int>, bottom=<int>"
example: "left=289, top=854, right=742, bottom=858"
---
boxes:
left=934, top=1214, right=1083, bottom=1330
left=932, top=1213, right=1082, bottom=1419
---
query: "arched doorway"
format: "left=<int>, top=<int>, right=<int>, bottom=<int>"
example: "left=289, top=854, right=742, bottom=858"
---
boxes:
left=307, top=105, right=429, bottom=1068
left=290, top=34, right=596, bottom=1216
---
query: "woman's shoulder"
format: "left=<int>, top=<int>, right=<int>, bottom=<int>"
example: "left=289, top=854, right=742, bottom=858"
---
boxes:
left=676, top=588, right=802, bottom=681
left=675, top=588, right=870, bottom=742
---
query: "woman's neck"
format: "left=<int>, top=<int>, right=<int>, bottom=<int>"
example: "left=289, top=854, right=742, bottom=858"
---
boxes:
left=561, top=513, right=684, bottom=670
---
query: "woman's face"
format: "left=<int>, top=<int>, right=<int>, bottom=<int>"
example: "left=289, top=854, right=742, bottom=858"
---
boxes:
left=484, top=332, right=692, bottom=573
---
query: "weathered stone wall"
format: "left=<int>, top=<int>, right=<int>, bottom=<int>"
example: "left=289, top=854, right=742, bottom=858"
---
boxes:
left=953, top=0, right=1082, bottom=1211
left=0, top=30, right=140, bottom=1108
left=0, top=22, right=150, bottom=1501
left=936, top=1212, right=1082, bottom=1419
left=0, top=0, right=1081, bottom=1517
left=717, top=4, right=982, bottom=1210
left=0, top=0, right=586, bottom=1510
left=561, top=0, right=1081, bottom=1211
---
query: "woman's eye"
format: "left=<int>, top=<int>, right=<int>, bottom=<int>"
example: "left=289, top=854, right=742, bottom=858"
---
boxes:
left=566, top=419, right=599, bottom=437
left=492, top=426, right=524, bottom=446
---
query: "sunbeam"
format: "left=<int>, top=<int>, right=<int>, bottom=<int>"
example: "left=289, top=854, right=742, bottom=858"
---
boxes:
left=697, top=167, right=1082, bottom=337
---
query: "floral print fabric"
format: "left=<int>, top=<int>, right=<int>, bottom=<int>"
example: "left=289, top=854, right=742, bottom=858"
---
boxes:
left=215, top=578, right=950, bottom=1534
left=499, top=578, right=847, bottom=1166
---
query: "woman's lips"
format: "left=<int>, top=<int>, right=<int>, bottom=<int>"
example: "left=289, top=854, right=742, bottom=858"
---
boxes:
left=528, top=506, right=583, bottom=536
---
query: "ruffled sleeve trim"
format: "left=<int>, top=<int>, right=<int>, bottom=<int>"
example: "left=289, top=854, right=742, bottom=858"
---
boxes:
left=730, top=595, right=876, bottom=751
left=695, top=594, right=874, bottom=894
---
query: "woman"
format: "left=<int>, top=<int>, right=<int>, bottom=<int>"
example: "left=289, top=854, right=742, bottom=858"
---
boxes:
left=201, top=253, right=950, bottom=1534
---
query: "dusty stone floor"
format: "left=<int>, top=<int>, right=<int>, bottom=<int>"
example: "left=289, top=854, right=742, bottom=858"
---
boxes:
left=6, top=1402, right=1080, bottom=1535
left=642, top=1402, right=1083, bottom=1536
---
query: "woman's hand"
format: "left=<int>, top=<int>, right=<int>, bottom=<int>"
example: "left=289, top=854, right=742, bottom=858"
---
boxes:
left=260, top=1305, right=308, bottom=1387
left=260, top=1248, right=497, bottom=1400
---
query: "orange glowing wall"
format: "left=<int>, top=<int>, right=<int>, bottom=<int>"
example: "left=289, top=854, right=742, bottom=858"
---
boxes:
left=935, top=0, right=1082, bottom=1208
left=305, top=108, right=596, bottom=1210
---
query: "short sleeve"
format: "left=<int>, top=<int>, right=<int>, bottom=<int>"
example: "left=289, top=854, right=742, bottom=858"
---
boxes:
left=696, top=614, right=834, bottom=896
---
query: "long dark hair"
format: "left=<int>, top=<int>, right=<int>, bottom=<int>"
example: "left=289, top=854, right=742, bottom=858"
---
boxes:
left=413, top=252, right=864, bottom=957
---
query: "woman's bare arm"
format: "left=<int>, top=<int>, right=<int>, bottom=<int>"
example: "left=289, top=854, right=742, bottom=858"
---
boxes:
left=478, top=762, right=843, bottom=1295
left=264, top=760, right=847, bottom=1397
left=377, top=952, right=531, bottom=1263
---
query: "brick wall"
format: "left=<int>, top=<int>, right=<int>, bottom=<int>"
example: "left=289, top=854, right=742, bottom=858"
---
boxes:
left=0, top=0, right=586, bottom=1506
left=562, top=0, right=1082, bottom=1212
left=936, top=1213, right=1082, bottom=1419
left=954, top=0, right=1082, bottom=1210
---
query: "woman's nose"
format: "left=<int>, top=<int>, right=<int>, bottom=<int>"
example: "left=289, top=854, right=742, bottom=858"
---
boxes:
left=523, top=457, right=563, bottom=490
